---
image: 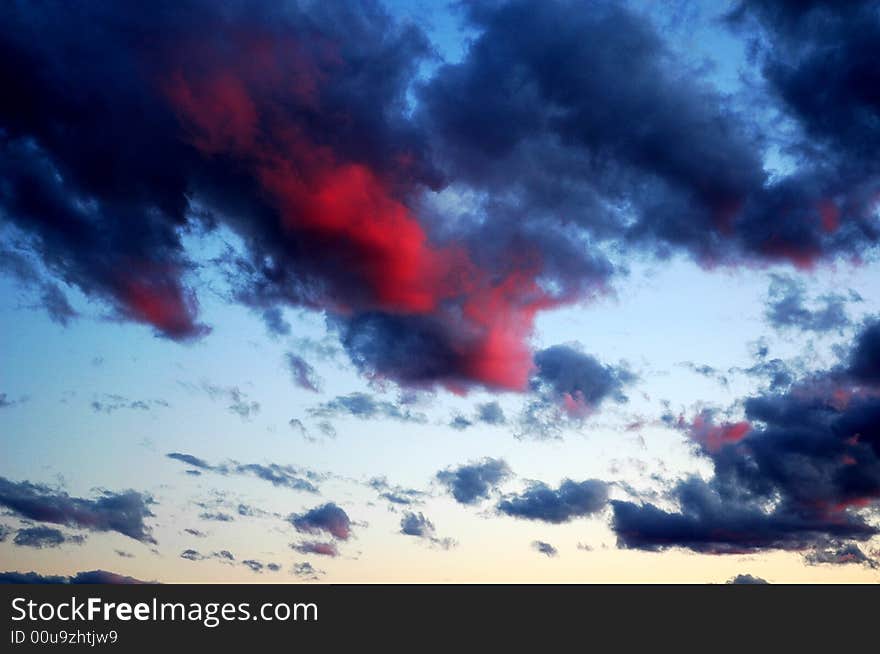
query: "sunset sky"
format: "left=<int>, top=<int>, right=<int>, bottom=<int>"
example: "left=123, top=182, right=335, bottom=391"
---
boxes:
left=1, top=0, right=880, bottom=584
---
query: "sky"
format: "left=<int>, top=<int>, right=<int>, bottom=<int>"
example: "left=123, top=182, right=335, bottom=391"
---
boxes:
left=1, top=0, right=879, bottom=584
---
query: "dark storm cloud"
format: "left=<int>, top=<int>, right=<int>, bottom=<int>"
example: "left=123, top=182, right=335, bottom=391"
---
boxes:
left=285, top=353, right=322, bottom=393
left=532, top=541, right=558, bottom=557
left=725, top=0, right=880, bottom=261
left=417, top=2, right=746, bottom=262
left=289, top=503, right=352, bottom=540
left=436, top=458, right=512, bottom=505
left=0, top=477, right=155, bottom=543
left=0, top=0, right=455, bottom=372
left=13, top=526, right=84, bottom=549
left=0, top=570, right=150, bottom=584
left=497, top=479, right=608, bottom=523
left=732, top=0, right=880, bottom=161
left=612, top=320, right=880, bottom=554
left=4, top=0, right=879, bottom=392
left=764, top=275, right=857, bottom=334
left=0, top=0, right=604, bottom=393
left=847, top=319, right=880, bottom=384
left=727, top=574, right=768, bottom=585
left=166, top=452, right=320, bottom=494
left=308, top=392, right=427, bottom=423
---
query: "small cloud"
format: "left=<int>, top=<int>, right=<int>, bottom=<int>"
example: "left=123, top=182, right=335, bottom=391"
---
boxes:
left=285, top=353, right=322, bottom=392
left=726, top=574, right=769, bottom=584
left=291, top=541, right=339, bottom=557
left=532, top=541, right=558, bottom=557
left=289, top=503, right=352, bottom=540
left=436, top=458, right=512, bottom=505
left=13, top=526, right=85, bottom=549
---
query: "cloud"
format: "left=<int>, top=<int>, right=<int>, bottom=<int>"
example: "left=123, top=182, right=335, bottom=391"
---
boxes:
left=180, top=549, right=237, bottom=563
left=475, top=401, right=507, bottom=426
left=13, top=526, right=85, bottom=549
left=0, top=393, right=15, bottom=409
left=285, top=353, right=322, bottom=393
left=447, top=401, right=508, bottom=431
left=0, top=570, right=151, bottom=584
left=180, top=549, right=202, bottom=561
left=0, top=477, right=154, bottom=543
left=292, top=562, right=325, bottom=580
left=90, top=394, right=169, bottom=414
left=682, top=410, right=752, bottom=454
left=423, top=0, right=880, bottom=276
left=2, top=0, right=880, bottom=393
left=612, top=321, right=880, bottom=553
left=242, top=560, right=264, bottom=573
left=613, top=315, right=880, bottom=554
left=0, top=0, right=603, bottom=391
left=436, top=458, right=512, bottom=505
left=291, top=541, right=339, bottom=557
left=804, top=543, right=878, bottom=569
left=532, top=345, right=635, bottom=412
left=289, top=503, right=352, bottom=540
left=399, top=511, right=455, bottom=549
left=0, top=243, right=78, bottom=326
left=518, top=344, right=636, bottom=438
left=166, top=452, right=320, bottom=494
left=726, top=574, right=769, bottom=585
left=262, top=307, right=291, bottom=337
left=848, top=319, right=880, bottom=384
left=198, top=383, right=260, bottom=420
left=680, top=362, right=730, bottom=388
left=199, top=512, right=234, bottom=523
left=308, top=392, right=427, bottom=423
left=497, top=479, right=608, bottom=523
left=368, top=477, right=426, bottom=506
left=532, top=541, right=558, bottom=557
left=764, top=275, right=857, bottom=334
